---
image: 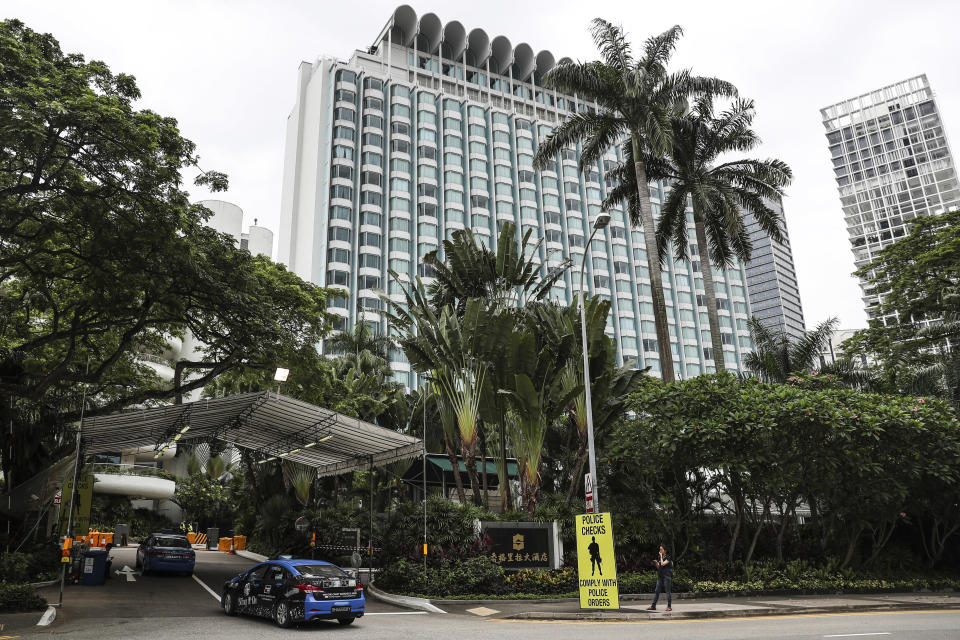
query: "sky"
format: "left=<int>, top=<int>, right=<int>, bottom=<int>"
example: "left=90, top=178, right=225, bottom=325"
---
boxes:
left=6, top=0, right=960, bottom=330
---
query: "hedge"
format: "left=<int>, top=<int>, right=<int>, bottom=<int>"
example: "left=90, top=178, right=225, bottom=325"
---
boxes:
left=376, top=556, right=960, bottom=599
left=0, top=583, right=47, bottom=613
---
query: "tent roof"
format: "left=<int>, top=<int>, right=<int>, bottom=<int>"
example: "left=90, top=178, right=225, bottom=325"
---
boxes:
left=81, top=391, right=421, bottom=477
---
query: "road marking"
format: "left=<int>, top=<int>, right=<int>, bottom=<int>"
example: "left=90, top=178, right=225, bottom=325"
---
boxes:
left=466, top=606, right=501, bottom=617
left=824, top=635, right=891, bottom=638
left=115, top=565, right=137, bottom=582
left=0, top=635, right=21, bottom=639
left=364, top=612, right=428, bottom=615
left=488, top=608, right=960, bottom=625
left=192, top=574, right=222, bottom=602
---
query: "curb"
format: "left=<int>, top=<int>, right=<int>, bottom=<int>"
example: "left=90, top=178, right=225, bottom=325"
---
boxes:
left=29, top=579, right=59, bottom=588
left=502, top=602, right=960, bottom=622
left=234, top=549, right=268, bottom=563
left=37, top=605, right=57, bottom=627
left=367, top=583, right=447, bottom=614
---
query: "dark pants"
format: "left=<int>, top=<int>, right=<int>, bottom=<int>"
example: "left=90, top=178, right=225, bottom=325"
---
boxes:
left=652, top=575, right=672, bottom=607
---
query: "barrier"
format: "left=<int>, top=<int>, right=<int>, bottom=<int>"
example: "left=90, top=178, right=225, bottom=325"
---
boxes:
left=218, top=537, right=233, bottom=552
left=194, top=533, right=207, bottom=546
left=187, top=532, right=197, bottom=544
left=232, top=535, right=247, bottom=551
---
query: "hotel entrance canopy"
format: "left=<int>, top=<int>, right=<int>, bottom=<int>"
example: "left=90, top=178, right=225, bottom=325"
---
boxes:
left=80, top=391, right=421, bottom=477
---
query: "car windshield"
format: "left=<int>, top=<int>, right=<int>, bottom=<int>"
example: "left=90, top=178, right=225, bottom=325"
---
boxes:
left=155, top=537, right=190, bottom=548
left=292, top=564, right=348, bottom=578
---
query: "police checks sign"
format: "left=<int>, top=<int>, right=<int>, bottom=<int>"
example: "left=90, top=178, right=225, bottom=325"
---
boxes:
left=575, top=512, right=619, bottom=609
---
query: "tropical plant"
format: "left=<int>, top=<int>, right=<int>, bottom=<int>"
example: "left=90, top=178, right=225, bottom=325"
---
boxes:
left=424, top=223, right=570, bottom=316
left=744, top=317, right=838, bottom=383
left=607, top=97, right=791, bottom=372
left=534, top=18, right=735, bottom=382
left=324, top=315, right=393, bottom=359
left=282, top=460, right=316, bottom=506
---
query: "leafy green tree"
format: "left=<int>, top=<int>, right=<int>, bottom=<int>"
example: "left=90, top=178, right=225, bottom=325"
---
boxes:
left=0, top=20, right=335, bottom=486
left=324, top=315, right=393, bottom=360
left=174, top=473, right=232, bottom=527
left=534, top=19, right=734, bottom=382
left=608, top=97, right=791, bottom=372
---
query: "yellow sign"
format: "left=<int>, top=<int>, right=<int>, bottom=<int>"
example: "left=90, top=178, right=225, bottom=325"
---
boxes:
left=512, top=534, right=524, bottom=551
left=575, top=512, right=619, bottom=609
left=59, top=475, right=94, bottom=538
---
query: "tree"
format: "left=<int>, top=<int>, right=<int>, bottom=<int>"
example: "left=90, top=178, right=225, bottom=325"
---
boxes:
left=609, top=97, right=791, bottom=372
left=0, top=20, right=337, bottom=487
left=743, top=317, right=838, bottom=383
left=534, top=19, right=735, bottom=382
left=324, top=314, right=393, bottom=360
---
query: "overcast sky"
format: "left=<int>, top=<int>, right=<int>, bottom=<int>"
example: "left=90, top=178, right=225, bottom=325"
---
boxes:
left=7, top=0, right=960, bottom=330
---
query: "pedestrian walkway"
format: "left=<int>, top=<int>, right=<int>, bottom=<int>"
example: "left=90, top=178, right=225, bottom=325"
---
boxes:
left=422, top=592, right=960, bottom=621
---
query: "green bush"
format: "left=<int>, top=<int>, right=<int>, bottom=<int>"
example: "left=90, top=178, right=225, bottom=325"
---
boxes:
left=505, top=567, right=577, bottom=595
left=0, top=546, right=60, bottom=583
left=376, top=556, right=506, bottom=597
left=0, top=583, right=47, bottom=612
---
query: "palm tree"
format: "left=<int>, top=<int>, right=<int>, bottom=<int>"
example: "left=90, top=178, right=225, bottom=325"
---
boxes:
left=424, top=222, right=570, bottom=316
left=612, top=96, right=791, bottom=372
left=324, top=313, right=393, bottom=359
left=744, top=317, right=838, bottom=383
left=534, top=19, right=735, bottom=382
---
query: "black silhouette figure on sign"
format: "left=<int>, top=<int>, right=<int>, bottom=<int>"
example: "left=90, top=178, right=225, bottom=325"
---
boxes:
left=588, top=536, right=603, bottom=576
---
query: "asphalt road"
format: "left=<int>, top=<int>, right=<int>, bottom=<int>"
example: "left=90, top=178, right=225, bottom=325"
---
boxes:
left=15, top=548, right=960, bottom=639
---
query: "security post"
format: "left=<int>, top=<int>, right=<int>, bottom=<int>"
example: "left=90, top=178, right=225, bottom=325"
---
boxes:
left=575, top=512, right=619, bottom=610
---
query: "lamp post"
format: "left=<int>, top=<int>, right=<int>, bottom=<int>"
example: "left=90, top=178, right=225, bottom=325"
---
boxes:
left=274, top=367, right=289, bottom=395
left=578, top=212, right=610, bottom=513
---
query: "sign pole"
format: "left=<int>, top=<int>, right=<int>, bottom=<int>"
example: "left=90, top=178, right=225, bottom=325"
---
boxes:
left=58, top=358, right=89, bottom=607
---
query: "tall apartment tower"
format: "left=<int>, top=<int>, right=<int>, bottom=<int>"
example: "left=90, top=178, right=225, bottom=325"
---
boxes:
left=821, top=75, right=959, bottom=321
left=279, top=6, right=756, bottom=386
left=743, top=199, right=806, bottom=341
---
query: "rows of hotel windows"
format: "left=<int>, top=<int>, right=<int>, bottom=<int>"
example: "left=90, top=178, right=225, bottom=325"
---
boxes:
left=826, top=98, right=959, bottom=265
left=324, top=69, right=751, bottom=383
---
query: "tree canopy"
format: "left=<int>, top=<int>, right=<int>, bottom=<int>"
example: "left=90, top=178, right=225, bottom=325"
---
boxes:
left=0, top=20, right=336, bottom=485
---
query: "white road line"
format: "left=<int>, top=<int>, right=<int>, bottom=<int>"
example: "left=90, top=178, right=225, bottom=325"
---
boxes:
left=364, top=612, right=428, bottom=615
left=192, top=574, right=222, bottom=602
left=824, top=634, right=891, bottom=638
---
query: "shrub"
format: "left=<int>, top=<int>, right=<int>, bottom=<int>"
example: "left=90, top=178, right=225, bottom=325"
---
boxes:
left=0, top=545, right=60, bottom=583
left=376, top=556, right=506, bottom=597
left=0, top=583, right=46, bottom=612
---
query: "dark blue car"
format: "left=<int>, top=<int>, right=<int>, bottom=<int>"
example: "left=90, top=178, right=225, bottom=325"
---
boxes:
left=221, top=559, right=364, bottom=627
left=135, top=533, right=196, bottom=576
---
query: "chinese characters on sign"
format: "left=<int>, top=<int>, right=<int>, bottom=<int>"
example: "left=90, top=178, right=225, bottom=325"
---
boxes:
left=482, top=521, right=555, bottom=569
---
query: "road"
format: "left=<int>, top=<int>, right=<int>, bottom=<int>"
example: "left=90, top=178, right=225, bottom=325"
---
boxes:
left=15, top=548, right=960, bottom=639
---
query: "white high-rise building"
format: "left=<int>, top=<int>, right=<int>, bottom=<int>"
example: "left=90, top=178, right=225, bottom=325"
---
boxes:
left=279, top=6, right=758, bottom=386
left=821, top=75, right=959, bottom=321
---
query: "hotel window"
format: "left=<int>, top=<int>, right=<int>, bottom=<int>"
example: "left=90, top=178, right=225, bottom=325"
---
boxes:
left=329, top=227, right=352, bottom=243
left=327, top=247, right=351, bottom=263
left=362, top=151, right=382, bottom=166
left=358, top=253, right=381, bottom=269
left=391, top=122, right=410, bottom=137
left=327, top=270, right=349, bottom=287
left=333, top=126, right=355, bottom=141
left=362, top=132, right=383, bottom=147
left=334, top=89, right=355, bottom=103
left=333, top=145, right=354, bottom=160
left=331, top=165, right=354, bottom=180
left=330, top=205, right=351, bottom=221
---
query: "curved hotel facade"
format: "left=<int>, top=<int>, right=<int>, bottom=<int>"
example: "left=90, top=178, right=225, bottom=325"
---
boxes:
left=279, top=6, right=758, bottom=386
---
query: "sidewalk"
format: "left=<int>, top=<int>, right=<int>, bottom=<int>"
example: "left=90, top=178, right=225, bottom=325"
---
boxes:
left=422, top=592, right=960, bottom=621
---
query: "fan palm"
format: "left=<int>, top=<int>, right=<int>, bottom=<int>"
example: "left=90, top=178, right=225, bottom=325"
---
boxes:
left=424, top=222, right=570, bottom=316
left=534, top=19, right=735, bottom=382
left=744, top=317, right=838, bottom=383
left=611, top=96, right=791, bottom=371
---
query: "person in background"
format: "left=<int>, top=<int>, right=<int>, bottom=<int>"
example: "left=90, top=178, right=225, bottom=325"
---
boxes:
left=646, top=544, right=673, bottom=612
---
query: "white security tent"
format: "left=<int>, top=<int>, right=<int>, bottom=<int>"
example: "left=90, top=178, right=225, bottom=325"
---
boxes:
left=80, top=391, right=421, bottom=476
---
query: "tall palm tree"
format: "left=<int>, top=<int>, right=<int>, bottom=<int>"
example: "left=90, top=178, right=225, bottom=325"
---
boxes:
left=744, top=317, right=838, bottom=383
left=534, top=19, right=735, bottom=382
left=612, top=97, right=791, bottom=372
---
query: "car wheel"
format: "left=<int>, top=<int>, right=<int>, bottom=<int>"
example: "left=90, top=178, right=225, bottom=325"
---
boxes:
left=141, top=558, right=150, bottom=576
left=337, top=618, right=355, bottom=626
left=273, top=599, right=294, bottom=628
left=222, top=592, right=238, bottom=616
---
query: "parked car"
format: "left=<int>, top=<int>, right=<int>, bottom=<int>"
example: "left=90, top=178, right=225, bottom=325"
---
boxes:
left=221, top=559, right=364, bottom=628
left=135, top=533, right=196, bottom=576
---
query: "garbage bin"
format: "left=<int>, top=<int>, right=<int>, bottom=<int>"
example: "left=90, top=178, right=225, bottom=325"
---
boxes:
left=206, top=527, right=219, bottom=550
left=80, top=548, right=109, bottom=586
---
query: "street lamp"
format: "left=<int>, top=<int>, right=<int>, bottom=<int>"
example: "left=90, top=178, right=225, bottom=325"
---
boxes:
left=274, top=367, right=289, bottom=395
left=579, top=212, right=610, bottom=513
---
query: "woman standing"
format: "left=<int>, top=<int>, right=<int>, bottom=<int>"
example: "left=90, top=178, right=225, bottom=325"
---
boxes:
left=646, top=544, right=673, bottom=612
